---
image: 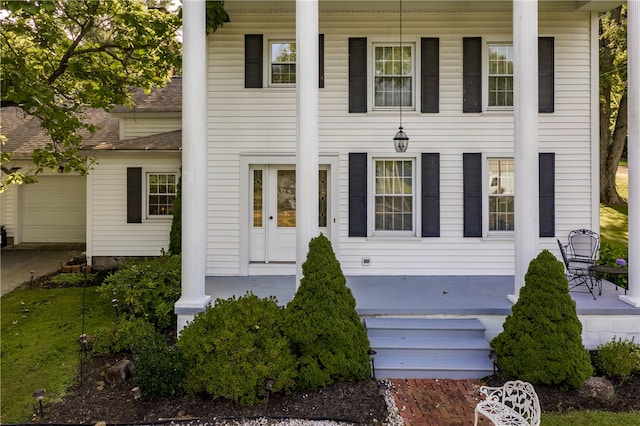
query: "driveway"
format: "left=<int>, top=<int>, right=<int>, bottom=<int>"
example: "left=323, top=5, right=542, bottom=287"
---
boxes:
left=0, top=244, right=85, bottom=297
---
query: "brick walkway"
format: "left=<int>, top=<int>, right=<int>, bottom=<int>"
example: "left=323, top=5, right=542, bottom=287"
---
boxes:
left=390, top=379, right=494, bottom=426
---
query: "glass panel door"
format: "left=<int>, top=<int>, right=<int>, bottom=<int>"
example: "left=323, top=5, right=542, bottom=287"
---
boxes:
left=249, top=165, right=330, bottom=264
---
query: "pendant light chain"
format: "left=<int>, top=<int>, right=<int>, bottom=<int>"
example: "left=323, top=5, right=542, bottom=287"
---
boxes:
left=399, top=0, right=403, bottom=127
left=393, top=0, right=409, bottom=152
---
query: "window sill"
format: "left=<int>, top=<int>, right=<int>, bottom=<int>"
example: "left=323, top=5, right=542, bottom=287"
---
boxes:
left=367, top=235, right=423, bottom=242
left=483, top=232, right=514, bottom=241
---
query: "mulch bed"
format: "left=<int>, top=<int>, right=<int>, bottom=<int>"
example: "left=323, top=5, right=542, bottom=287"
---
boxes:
left=41, top=354, right=388, bottom=425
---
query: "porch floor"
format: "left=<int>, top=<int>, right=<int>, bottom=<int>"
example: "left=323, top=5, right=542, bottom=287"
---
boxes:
left=205, top=275, right=639, bottom=316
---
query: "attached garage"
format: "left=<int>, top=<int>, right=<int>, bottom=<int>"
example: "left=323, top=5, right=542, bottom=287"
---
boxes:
left=20, top=175, right=86, bottom=243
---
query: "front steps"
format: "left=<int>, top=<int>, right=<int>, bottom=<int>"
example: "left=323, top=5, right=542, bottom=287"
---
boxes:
left=365, top=317, right=494, bottom=379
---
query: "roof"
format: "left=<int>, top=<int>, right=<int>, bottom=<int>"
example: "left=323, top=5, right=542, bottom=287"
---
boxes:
left=111, top=77, right=182, bottom=113
left=1, top=107, right=120, bottom=159
left=1, top=77, right=184, bottom=157
left=89, top=129, right=181, bottom=151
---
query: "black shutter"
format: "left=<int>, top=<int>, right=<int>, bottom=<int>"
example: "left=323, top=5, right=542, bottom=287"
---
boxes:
left=349, top=38, right=367, bottom=113
left=349, top=153, right=367, bottom=237
left=463, top=37, right=482, bottom=113
left=539, top=37, right=555, bottom=113
left=319, top=34, right=325, bottom=88
left=245, top=34, right=263, bottom=88
left=421, top=38, right=440, bottom=113
left=463, top=153, right=483, bottom=237
left=127, top=167, right=142, bottom=224
left=539, top=153, right=555, bottom=237
left=421, top=153, right=440, bottom=237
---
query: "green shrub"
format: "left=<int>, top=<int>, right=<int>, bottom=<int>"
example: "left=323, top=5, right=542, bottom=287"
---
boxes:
left=283, top=234, right=371, bottom=389
left=596, top=337, right=640, bottom=381
left=49, top=272, right=96, bottom=287
left=598, top=242, right=628, bottom=267
left=597, top=242, right=628, bottom=287
left=132, top=329, right=186, bottom=400
left=491, top=250, right=593, bottom=389
left=91, top=318, right=157, bottom=356
left=97, top=255, right=181, bottom=330
left=178, top=293, right=297, bottom=406
left=169, top=175, right=181, bottom=255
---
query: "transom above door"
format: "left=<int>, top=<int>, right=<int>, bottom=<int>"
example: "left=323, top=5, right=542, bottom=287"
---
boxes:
left=249, top=165, right=329, bottom=263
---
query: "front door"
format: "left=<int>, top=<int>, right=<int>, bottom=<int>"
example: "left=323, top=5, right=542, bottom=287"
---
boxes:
left=250, top=165, right=329, bottom=263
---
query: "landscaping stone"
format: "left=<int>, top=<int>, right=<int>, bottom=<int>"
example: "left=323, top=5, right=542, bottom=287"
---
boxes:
left=105, top=359, right=133, bottom=385
left=579, top=376, right=615, bottom=401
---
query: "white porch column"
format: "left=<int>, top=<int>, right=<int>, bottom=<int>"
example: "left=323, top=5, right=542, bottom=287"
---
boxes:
left=621, top=0, right=640, bottom=307
left=175, top=0, right=211, bottom=331
left=295, top=0, right=320, bottom=287
left=509, top=0, right=539, bottom=302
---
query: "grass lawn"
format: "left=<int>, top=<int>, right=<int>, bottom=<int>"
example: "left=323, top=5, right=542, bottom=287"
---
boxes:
left=600, top=168, right=629, bottom=252
left=542, top=410, right=640, bottom=425
left=0, top=286, right=113, bottom=423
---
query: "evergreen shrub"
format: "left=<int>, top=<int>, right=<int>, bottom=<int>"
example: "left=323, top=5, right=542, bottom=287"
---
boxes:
left=49, top=272, right=96, bottom=287
left=97, top=255, right=181, bottom=330
left=283, top=234, right=371, bottom=389
left=169, top=175, right=181, bottom=255
left=596, top=337, right=640, bottom=380
left=178, top=293, right=297, bottom=406
left=91, top=318, right=157, bottom=356
left=491, top=249, right=593, bottom=389
left=132, top=328, right=186, bottom=399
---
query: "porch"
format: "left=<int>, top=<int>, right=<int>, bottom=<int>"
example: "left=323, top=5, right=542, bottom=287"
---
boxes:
left=204, top=274, right=638, bottom=378
left=206, top=273, right=637, bottom=309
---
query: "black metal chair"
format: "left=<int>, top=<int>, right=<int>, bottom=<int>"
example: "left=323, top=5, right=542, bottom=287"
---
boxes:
left=557, top=239, right=596, bottom=299
left=567, top=229, right=599, bottom=265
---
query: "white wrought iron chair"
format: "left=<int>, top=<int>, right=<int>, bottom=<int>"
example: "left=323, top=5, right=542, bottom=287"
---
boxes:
left=567, top=229, right=599, bottom=265
left=557, top=239, right=596, bottom=299
left=475, top=380, right=540, bottom=426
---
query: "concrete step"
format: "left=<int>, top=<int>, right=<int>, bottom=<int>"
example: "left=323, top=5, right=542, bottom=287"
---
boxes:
left=369, top=336, right=491, bottom=358
left=373, top=356, right=495, bottom=380
left=365, top=317, right=494, bottom=379
left=365, top=317, right=486, bottom=339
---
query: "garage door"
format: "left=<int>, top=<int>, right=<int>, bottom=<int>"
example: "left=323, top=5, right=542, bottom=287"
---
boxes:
left=21, top=175, right=86, bottom=243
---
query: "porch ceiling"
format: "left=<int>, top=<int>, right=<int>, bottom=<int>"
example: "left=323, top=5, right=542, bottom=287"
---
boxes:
left=224, top=0, right=623, bottom=14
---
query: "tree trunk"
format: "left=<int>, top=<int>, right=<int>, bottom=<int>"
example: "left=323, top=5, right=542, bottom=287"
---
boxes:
left=600, top=89, right=628, bottom=206
left=598, top=5, right=627, bottom=206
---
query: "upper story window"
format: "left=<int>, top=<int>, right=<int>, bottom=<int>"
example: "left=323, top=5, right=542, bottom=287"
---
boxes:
left=374, top=159, right=414, bottom=232
left=487, top=44, right=514, bottom=108
left=373, top=44, right=414, bottom=109
left=270, top=41, right=296, bottom=85
left=487, top=158, right=514, bottom=232
left=147, top=173, right=177, bottom=217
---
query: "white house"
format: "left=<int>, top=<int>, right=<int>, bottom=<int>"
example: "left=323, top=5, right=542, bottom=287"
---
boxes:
left=175, top=0, right=639, bottom=331
left=3, top=0, right=638, bottom=378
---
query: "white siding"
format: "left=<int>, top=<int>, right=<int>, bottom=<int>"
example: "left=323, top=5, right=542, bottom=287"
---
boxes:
left=206, top=11, right=595, bottom=276
left=121, top=116, right=181, bottom=140
left=0, top=175, right=19, bottom=242
left=87, top=153, right=181, bottom=258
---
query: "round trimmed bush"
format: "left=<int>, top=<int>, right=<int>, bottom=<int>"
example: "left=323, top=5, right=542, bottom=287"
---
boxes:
left=178, top=293, right=297, bottom=406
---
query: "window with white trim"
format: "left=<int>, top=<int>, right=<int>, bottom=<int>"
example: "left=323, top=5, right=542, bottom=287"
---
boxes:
left=488, top=44, right=514, bottom=108
left=270, top=41, right=296, bottom=85
left=373, top=44, right=414, bottom=109
left=374, top=159, right=414, bottom=232
left=488, top=158, right=514, bottom=231
left=147, top=173, right=177, bottom=217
